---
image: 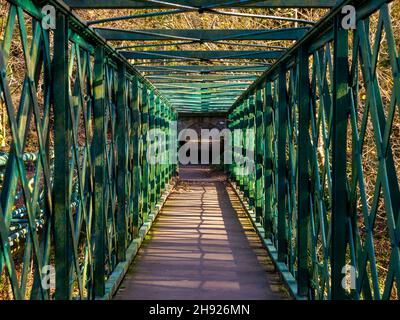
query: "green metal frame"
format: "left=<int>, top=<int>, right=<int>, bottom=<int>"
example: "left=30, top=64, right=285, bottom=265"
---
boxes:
left=0, top=0, right=177, bottom=300
left=95, top=28, right=309, bottom=41
left=0, top=0, right=399, bottom=301
left=228, top=0, right=399, bottom=300
left=65, top=0, right=337, bottom=9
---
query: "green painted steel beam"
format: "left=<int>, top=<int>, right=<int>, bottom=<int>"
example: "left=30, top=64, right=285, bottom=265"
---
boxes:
left=178, top=106, right=230, bottom=108
left=331, top=14, right=350, bottom=300
left=160, top=86, right=246, bottom=92
left=165, top=102, right=237, bottom=106
left=176, top=108, right=231, bottom=111
left=121, top=50, right=284, bottom=60
left=148, top=74, right=258, bottom=82
left=53, top=12, right=71, bottom=300
left=174, top=107, right=230, bottom=109
left=136, top=65, right=267, bottom=73
left=155, top=82, right=251, bottom=88
left=160, top=89, right=246, bottom=93
left=167, top=97, right=238, bottom=101
left=171, top=106, right=233, bottom=109
left=0, top=0, right=178, bottom=301
left=162, top=92, right=240, bottom=99
left=116, top=62, right=127, bottom=263
left=168, top=99, right=236, bottom=103
left=167, top=95, right=239, bottom=99
left=229, top=0, right=392, bottom=111
left=162, top=95, right=242, bottom=100
left=163, top=90, right=241, bottom=94
left=65, top=0, right=337, bottom=8
left=156, top=80, right=252, bottom=85
left=169, top=94, right=241, bottom=98
left=171, top=100, right=233, bottom=103
left=171, top=103, right=233, bottom=105
left=173, top=105, right=231, bottom=108
left=96, top=27, right=308, bottom=41
left=176, top=110, right=230, bottom=112
left=297, top=45, right=311, bottom=297
left=162, top=91, right=241, bottom=96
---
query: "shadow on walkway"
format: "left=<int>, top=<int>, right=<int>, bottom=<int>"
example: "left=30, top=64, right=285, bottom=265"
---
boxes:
left=114, top=165, right=289, bottom=300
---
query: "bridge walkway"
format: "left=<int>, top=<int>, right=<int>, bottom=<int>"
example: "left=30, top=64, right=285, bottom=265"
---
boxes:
left=114, top=166, right=289, bottom=300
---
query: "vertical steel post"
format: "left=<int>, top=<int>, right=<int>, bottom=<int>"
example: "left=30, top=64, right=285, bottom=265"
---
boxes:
left=53, top=12, right=71, bottom=300
left=255, top=87, right=264, bottom=222
left=263, top=81, right=274, bottom=239
left=331, top=14, right=350, bottom=300
left=238, top=104, right=245, bottom=189
left=243, top=101, right=249, bottom=197
left=297, top=45, right=311, bottom=297
left=234, top=109, right=239, bottom=183
left=131, top=79, right=141, bottom=234
left=116, top=63, right=127, bottom=262
left=160, top=102, right=166, bottom=191
left=148, top=90, right=156, bottom=212
left=173, top=112, right=178, bottom=177
left=141, top=86, right=149, bottom=222
left=165, top=106, right=171, bottom=180
left=248, top=94, right=255, bottom=208
left=93, top=46, right=106, bottom=298
left=277, top=65, right=288, bottom=263
left=155, top=97, right=161, bottom=200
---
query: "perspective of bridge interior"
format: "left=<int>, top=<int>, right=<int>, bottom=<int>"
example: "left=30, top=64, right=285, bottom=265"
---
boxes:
left=0, top=0, right=399, bottom=301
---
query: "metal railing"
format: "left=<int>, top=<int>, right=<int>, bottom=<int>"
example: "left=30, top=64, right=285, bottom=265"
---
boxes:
left=228, top=0, right=399, bottom=300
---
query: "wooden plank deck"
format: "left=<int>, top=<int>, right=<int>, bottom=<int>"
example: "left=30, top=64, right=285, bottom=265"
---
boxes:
left=114, top=166, right=289, bottom=300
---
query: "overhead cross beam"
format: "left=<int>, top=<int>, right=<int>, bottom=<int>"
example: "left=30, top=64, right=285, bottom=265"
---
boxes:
left=162, top=90, right=243, bottom=94
left=121, top=50, right=284, bottom=60
left=148, top=74, right=258, bottom=82
left=95, top=28, right=309, bottom=41
left=167, top=100, right=239, bottom=104
left=65, top=0, right=336, bottom=8
left=64, top=0, right=330, bottom=116
left=88, top=10, right=314, bottom=26
left=135, top=65, right=268, bottom=74
left=161, top=93, right=245, bottom=98
left=156, top=82, right=251, bottom=88
left=161, top=90, right=245, bottom=95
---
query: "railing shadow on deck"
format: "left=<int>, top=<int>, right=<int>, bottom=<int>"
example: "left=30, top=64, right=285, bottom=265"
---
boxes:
left=114, top=166, right=288, bottom=300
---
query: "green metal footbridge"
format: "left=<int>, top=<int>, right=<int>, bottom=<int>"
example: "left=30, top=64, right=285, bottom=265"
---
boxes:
left=0, top=0, right=399, bottom=300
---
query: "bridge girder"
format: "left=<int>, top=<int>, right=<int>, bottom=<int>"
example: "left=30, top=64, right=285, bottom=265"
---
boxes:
left=65, top=0, right=336, bottom=8
left=95, top=28, right=309, bottom=41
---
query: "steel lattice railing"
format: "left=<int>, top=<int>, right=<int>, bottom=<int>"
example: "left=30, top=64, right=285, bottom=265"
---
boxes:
left=228, top=0, right=399, bottom=300
left=0, top=0, right=177, bottom=299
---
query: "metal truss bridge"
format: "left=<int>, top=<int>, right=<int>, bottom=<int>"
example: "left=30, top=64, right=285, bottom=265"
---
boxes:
left=0, top=0, right=399, bottom=300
